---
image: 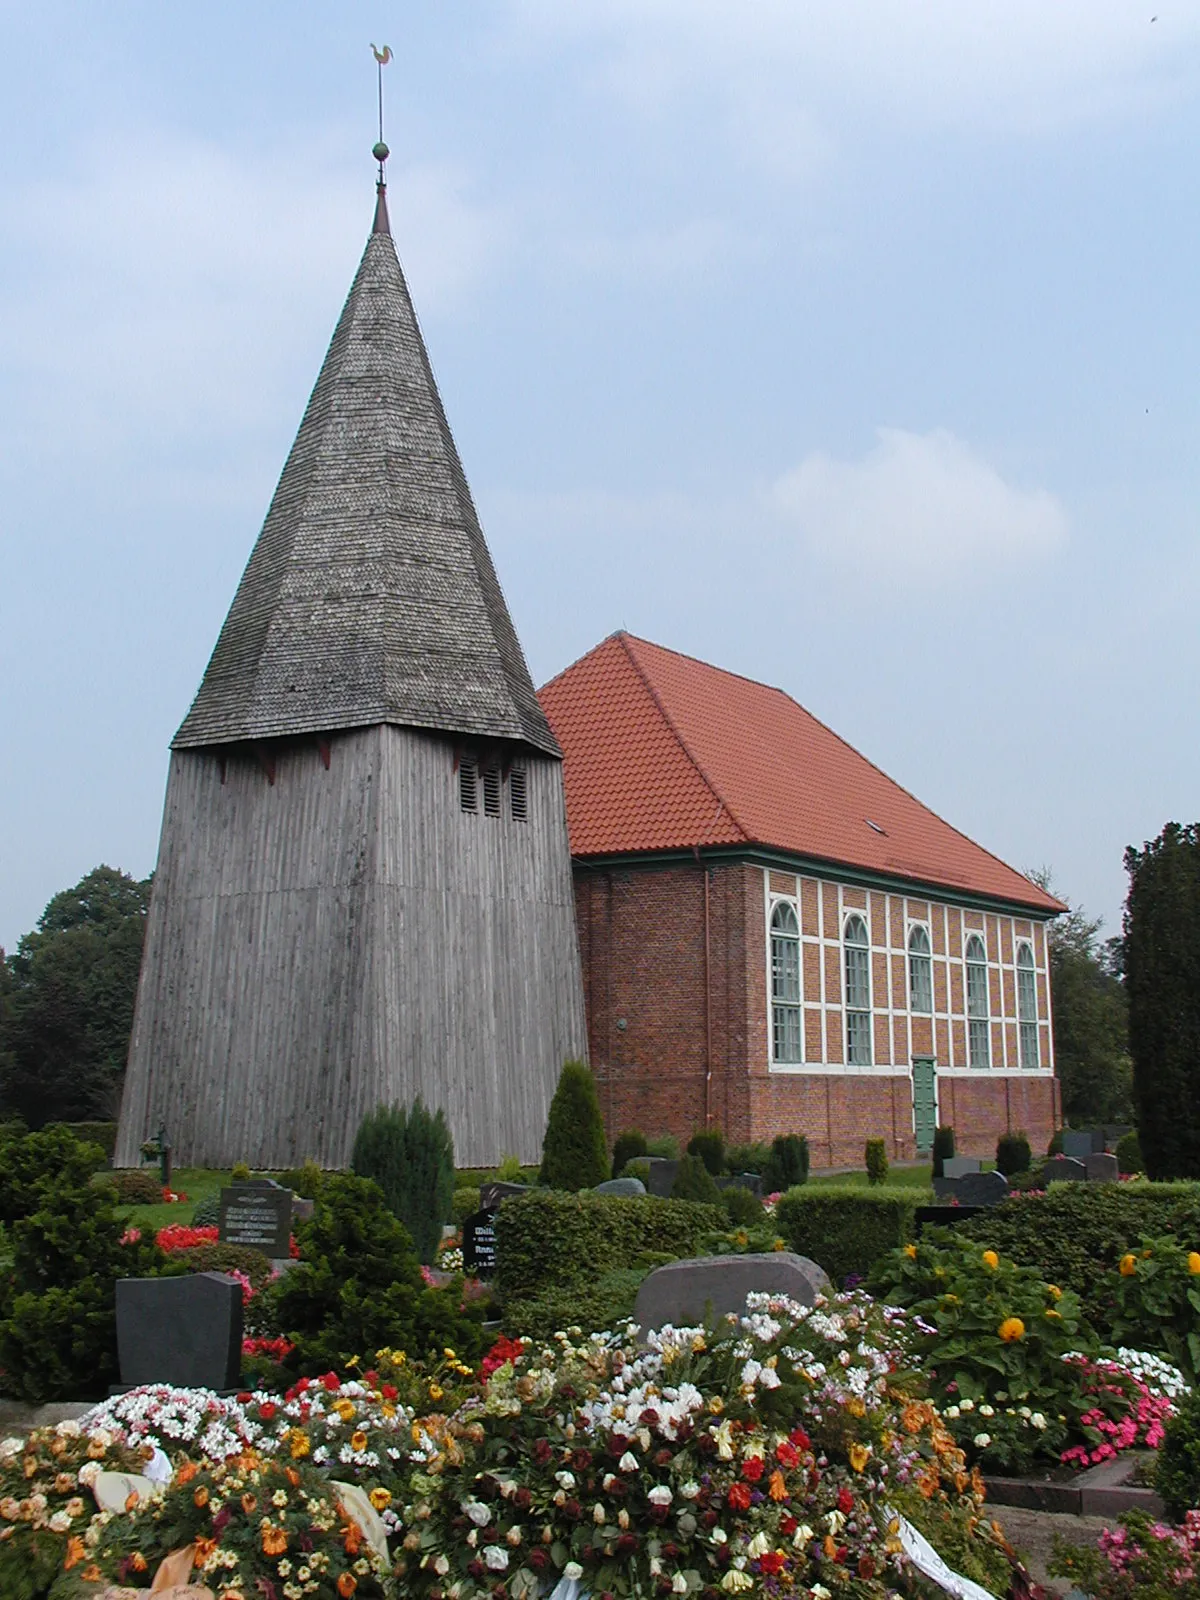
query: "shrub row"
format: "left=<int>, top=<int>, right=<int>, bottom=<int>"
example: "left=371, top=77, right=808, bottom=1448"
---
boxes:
left=775, top=1187, right=921, bottom=1286
left=49, top=1121, right=119, bottom=1160
left=494, top=1191, right=725, bottom=1303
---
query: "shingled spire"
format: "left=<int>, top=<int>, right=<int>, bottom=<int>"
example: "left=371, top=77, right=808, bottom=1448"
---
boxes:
left=174, top=182, right=558, bottom=757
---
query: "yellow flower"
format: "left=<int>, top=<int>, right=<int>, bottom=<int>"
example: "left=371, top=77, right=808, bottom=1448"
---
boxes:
left=848, top=1442, right=871, bottom=1472
left=350, top=1431, right=368, bottom=1454
left=334, top=1400, right=356, bottom=1422
left=981, top=1250, right=999, bottom=1270
left=287, top=1430, right=311, bottom=1460
left=998, top=1317, right=1025, bottom=1342
left=1188, top=1253, right=1200, bottom=1275
left=708, top=1397, right=724, bottom=1415
left=903, top=1244, right=917, bottom=1259
left=369, top=1488, right=392, bottom=1511
left=1047, top=1284, right=1062, bottom=1299
left=428, top=1384, right=444, bottom=1402
left=1045, top=1308, right=1062, bottom=1320
left=1119, top=1253, right=1137, bottom=1277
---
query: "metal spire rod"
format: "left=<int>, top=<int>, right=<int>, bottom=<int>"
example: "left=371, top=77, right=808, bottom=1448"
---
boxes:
left=371, top=44, right=393, bottom=182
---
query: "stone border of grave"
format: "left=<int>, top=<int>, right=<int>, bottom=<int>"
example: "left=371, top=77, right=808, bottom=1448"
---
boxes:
left=984, top=1452, right=1164, bottom=1518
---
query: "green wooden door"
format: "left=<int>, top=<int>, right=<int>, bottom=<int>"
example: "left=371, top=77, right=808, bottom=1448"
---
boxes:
left=911, top=1058, right=937, bottom=1154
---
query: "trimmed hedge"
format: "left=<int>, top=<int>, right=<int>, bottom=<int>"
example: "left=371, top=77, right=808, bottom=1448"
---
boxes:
left=107, top=1169, right=161, bottom=1206
left=494, top=1191, right=725, bottom=1303
left=172, top=1242, right=274, bottom=1288
left=774, top=1187, right=922, bottom=1286
left=502, top=1267, right=648, bottom=1342
left=954, top=1181, right=1200, bottom=1325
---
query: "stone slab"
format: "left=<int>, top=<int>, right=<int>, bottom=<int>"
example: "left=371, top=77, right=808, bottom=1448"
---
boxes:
left=931, top=1175, right=961, bottom=1202
left=1085, top=1152, right=1119, bottom=1183
left=1041, top=1156, right=1087, bottom=1186
left=593, top=1177, right=647, bottom=1197
left=942, top=1156, right=982, bottom=1178
left=462, top=1208, right=498, bottom=1277
left=643, top=1158, right=680, bottom=1198
left=633, top=1251, right=830, bottom=1333
left=716, top=1173, right=764, bottom=1198
left=478, top=1181, right=533, bottom=1212
left=116, top=1272, right=242, bottom=1391
left=219, top=1184, right=292, bottom=1255
left=957, top=1169, right=1009, bottom=1206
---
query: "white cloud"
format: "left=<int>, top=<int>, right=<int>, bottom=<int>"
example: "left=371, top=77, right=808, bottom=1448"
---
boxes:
left=769, top=427, right=1067, bottom=580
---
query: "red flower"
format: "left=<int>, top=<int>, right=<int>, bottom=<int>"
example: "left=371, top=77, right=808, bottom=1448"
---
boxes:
left=528, top=1550, right=549, bottom=1571
left=741, top=1456, right=764, bottom=1483
left=726, top=1482, right=752, bottom=1512
left=259, top=1402, right=277, bottom=1421
left=322, top=1372, right=341, bottom=1392
left=532, top=1439, right=552, bottom=1465
left=759, top=1552, right=787, bottom=1576
left=616, top=1533, right=638, bottom=1555
left=837, top=1488, right=854, bottom=1515
left=780, top=1514, right=798, bottom=1536
left=858, top=1555, right=876, bottom=1579
left=789, top=1428, right=811, bottom=1452
left=382, top=1384, right=398, bottom=1401
left=776, top=1441, right=799, bottom=1468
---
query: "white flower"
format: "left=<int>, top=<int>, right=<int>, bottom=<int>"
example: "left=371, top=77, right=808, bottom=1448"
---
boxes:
left=944, top=1405, right=960, bottom=1419
left=648, top=1486, right=672, bottom=1507
left=978, top=1404, right=995, bottom=1418
left=679, top=1481, right=700, bottom=1500
left=49, top=1511, right=72, bottom=1534
left=593, top=1502, right=606, bottom=1524
left=793, top=1524, right=815, bottom=1549
left=712, top=1528, right=728, bottom=1545
left=433, top=1556, right=450, bottom=1576
left=482, top=1546, right=509, bottom=1572
left=465, top=1500, right=491, bottom=1527
left=672, top=1575, right=688, bottom=1593
left=810, top=1586, right=832, bottom=1600
left=78, top=1463, right=101, bottom=1489
left=1030, top=1413, right=1047, bottom=1430
left=555, top=1471, right=576, bottom=1489
left=973, top=1433, right=991, bottom=1449
left=619, top=1452, right=639, bottom=1473
left=746, top=1532, right=770, bottom=1558
left=959, top=1398, right=974, bottom=1412
left=564, top=1562, right=583, bottom=1580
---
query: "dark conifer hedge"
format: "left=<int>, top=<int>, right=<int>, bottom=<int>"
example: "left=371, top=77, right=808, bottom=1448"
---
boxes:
left=539, top=1060, right=608, bottom=1191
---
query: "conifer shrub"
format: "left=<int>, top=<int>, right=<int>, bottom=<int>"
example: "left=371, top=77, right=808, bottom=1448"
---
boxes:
left=351, top=1098, right=455, bottom=1263
left=865, top=1139, right=889, bottom=1186
left=452, top=1186, right=481, bottom=1226
left=263, top=1173, right=482, bottom=1378
left=538, top=1060, right=608, bottom=1191
left=726, top=1141, right=772, bottom=1177
left=762, top=1134, right=810, bottom=1192
left=0, top=1123, right=107, bottom=1226
left=1116, top=1130, right=1144, bottom=1175
left=931, top=1125, right=955, bottom=1178
left=611, top=1129, right=648, bottom=1178
left=646, top=1134, right=681, bottom=1159
left=720, top=1183, right=765, bottom=1226
left=671, top=1152, right=722, bottom=1204
left=996, top=1131, right=1033, bottom=1177
left=107, top=1168, right=161, bottom=1205
left=231, top=1163, right=251, bottom=1183
left=496, top=1153, right=525, bottom=1183
left=276, top=1160, right=326, bottom=1199
left=50, top=1120, right=118, bottom=1159
left=191, top=1193, right=222, bottom=1228
left=687, top=1127, right=725, bottom=1175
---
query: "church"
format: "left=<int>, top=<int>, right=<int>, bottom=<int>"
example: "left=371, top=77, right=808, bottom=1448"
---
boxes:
left=118, top=150, right=1063, bottom=1172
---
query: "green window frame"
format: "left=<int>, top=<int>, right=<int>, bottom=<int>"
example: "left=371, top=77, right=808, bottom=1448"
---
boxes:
left=1017, top=941, right=1039, bottom=1069
left=908, top=924, right=933, bottom=1014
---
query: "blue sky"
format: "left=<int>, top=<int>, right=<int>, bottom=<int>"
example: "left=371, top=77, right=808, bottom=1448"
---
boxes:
left=2, top=2, right=1198, bottom=950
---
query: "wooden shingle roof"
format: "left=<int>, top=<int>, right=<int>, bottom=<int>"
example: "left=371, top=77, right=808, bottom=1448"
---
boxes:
left=539, top=632, right=1064, bottom=914
left=174, top=187, right=558, bottom=757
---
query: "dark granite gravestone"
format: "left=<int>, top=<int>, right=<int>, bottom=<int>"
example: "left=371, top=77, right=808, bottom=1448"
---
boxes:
left=479, top=1181, right=533, bottom=1212
left=643, top=1158, right=680, bottom=1198
left=633, top=1252, right=830, bottom=1333
left=931, top=1176, right=961, bottom=1202
left=463, top=1209, right=498, bottom=1276
left=958, top=1169, right=1009, bottom=1207
left=593, top=1177, right=647, bottom=1197
left=1062, top=1131, right=1093, bottom=1161
left=915, top=1205, right=985, bottom=1234
left=716, top=1173, right=765, bottom=1199
left=116, top=1273, right=242, bottom=1391
left=1085, top=1152, right=1119, bottom=1183
left=219, top=1184, right=292, bottom=1256
left=942, top=1156, right=982, bottom=1179
left=1041, top=1155, right=1087, bottom=1185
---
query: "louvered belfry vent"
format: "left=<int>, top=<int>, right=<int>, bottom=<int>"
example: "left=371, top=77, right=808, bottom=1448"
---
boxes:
left=482, top=764, right=501, bottom=816
left=510, top=766, right=528, bottom=821
left=459, top=759, right=478, bottom=812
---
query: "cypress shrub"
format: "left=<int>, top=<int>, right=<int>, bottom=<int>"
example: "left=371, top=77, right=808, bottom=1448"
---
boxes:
left=671, top=1152, right=722, bottom=1204
left=865, top=1139, right=889, bottom=1186
left=539, top=1060, right=608, bottom=1192
left=996, top=1131, right=1032, bottom=1177
left=1125, top=823, right=1200, bottom=1178
left=1116, top=1130, right=1143, bottom=1175
left=351, top=1098, right=455, bottom=1264
left=720, top=1183, right=765, bottom=1226
left=0, top=1123, right=107, bottom=1226
left=762, top=1134, right=809, bottom=1192
left=931, top=1125, right=955, bottom=1178
left=726, top=1141, right=772, bottom=1177
left=611, top=1130, right=647, bottom=1178
left=686, top=1127, right=725, bottom=1175
left=775, top=1187, right=921, bottom=1287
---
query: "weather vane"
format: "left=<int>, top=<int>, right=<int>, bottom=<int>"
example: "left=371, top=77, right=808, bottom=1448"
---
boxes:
left=371, top=44, right=392, bottom=182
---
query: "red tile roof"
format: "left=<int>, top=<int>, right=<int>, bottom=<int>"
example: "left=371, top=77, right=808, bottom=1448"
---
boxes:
left=538, top=632, right=1063, bottom=914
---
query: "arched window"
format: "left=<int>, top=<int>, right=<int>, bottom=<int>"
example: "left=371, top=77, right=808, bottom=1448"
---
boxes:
left=965, top=934, right=990, bottom=1068
left=1017, top=942, right=1039, bottom=1068
left=770, top=902, right=802, bottom=1063
left=844, top=913, right=872, bottom=1066
left=908, top=925, right=933, bottom=1014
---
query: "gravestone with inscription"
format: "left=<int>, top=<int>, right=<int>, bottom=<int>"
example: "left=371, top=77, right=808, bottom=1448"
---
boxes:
left=116, top=1272, right=242, bottom=1391
left=463, top=1208, right=498, bottom=1277
left=219, top=1183, right=292, bottom=1257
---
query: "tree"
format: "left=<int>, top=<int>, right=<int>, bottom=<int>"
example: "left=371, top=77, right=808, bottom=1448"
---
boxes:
left=1043, top=890, right=1132, bottom=1126
left=0, top=866, right=151, bottom=1127
left=1123, top=823, right=1200, bottom=1180
left=539, top=1060, right=609, bottom=1191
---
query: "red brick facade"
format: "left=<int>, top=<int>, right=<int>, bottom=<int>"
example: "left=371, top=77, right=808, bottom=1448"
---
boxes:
left=575, top=857, right=1059, bottom=1166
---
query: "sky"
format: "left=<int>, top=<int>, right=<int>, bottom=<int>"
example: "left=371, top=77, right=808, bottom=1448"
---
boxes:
left=1, top=2, right=1198, bottom=952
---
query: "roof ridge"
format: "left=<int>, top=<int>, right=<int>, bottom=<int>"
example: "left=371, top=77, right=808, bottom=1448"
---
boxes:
left=618, top=634, right=751, bottom=846
left=620, top=632, right=1059, bottom=910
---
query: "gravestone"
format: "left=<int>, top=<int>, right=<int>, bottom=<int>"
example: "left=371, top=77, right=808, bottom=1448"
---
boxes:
left=643, top=1158, right=680, bottom=1198
left=931, top=1176, right=961, bottom=1202
left=462, top=1208, right=498, bottom=1277
left=942, top=1157, right=982, bottom=1179
left=716, top=1173, right=764, bottom=1199
left=1085, top=1152, right=1119, bottom=1184
left=479, top=1181, right=533, bottom=1212
left=1041, top=1155, right=1087, bottom=1185
left=915, top=1204, right=985, bottom=1234
left=115, top=1273, right=242, bottom=1391
left=593, top=1177, right=647, bottom=1197
left=634, top=1252, right=830, bottom=1333
left=958, top=1169, right=1009, bottom=1207
left=219, top=1184, right=292, bottom=1256
left=1062, top=1131, right=1093, bottom=1161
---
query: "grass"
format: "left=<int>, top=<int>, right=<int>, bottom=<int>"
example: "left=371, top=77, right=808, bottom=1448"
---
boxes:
left=112, top=1166, right=231, bottom=1233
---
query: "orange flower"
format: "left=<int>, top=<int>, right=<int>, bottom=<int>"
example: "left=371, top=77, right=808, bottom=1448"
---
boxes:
left=981, top=1250, right=999, bottom=1270
left=338, top=1575, right=358, bottom=1598
left=1189, top=1253, right=1200, bottom=1275
left=847, top=1443, right=871, bottom=1472
left=63, top=1536, right=86, bottom=1570
left=350, top=1430, right=369, bottom=1453
left=916, top=1466, right=939, bottom=1501
left=285, top=1467, right=301, bottom=1488
left=241, top=1493, right=257, bottom=1515
left=194, top=1537, right=218, bottom=1565
left=822, top=1534, right=838, bottom=1560
left=194, top=1485, right=210, bottom=1508
left=343, top=1520, right=364, bottom=1556
left=768, top=1470, right=788, bottom=1502
left=130, top=1552, right=148, bottom=1573
left=177, top=1461, right=199, bottom=1485
left=1119, top=1253, right=1137, bottom=1277
left=998, top=1317, right=1025, bottom=1342
left=261, top=1524, right=288, bottom=1557
left=125, top=1491, right=140, bottom=1513
left=903, top=1243, right=917, bottom=1259
left=369, top=1487, right=392, bottom=1511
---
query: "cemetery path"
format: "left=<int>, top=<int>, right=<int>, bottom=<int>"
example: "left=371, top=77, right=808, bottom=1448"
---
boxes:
left=989, top=1504, right=1109, bottom=1596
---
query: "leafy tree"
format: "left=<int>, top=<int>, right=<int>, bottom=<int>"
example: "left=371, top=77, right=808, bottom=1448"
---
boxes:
left=1124, top=823, right=1200, bottom=1179
left=0, top=866, right=151, bottom=1126
left=1031, top=871, right=1132, bottom=1125
left=539, top=1060, right=608, bottom=1191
